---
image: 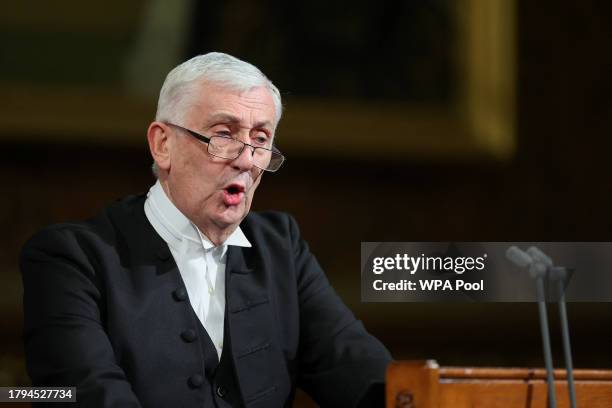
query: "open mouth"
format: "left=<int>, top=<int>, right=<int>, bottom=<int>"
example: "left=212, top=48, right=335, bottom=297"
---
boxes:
left=222, top=183, right=246, bottom=206
left=225, top=184, right=245, bottom=195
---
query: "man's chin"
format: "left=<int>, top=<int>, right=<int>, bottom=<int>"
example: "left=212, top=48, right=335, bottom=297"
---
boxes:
left=215, top=205, right=248, bottom=228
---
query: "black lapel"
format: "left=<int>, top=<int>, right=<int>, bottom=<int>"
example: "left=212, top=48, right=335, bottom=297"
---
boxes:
left=105, top=195, right=184, bottom=298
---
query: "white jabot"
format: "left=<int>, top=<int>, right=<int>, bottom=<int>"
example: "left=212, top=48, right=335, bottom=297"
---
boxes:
left=144, top=180, right=251, bottom=360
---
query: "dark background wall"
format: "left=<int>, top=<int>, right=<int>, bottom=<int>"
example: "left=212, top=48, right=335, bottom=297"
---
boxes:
left=1, top=0, right=612, bottom=404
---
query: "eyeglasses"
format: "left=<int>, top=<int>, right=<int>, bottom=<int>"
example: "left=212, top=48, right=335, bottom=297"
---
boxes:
left=165, top=123, right=285, bottom=172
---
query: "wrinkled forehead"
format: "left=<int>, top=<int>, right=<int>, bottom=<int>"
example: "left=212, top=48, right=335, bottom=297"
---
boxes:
left=183, top=82, right=278, bottom=130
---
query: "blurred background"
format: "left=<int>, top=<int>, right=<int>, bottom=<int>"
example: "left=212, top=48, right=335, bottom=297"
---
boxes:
left=1, top=0, right=612, bottom=406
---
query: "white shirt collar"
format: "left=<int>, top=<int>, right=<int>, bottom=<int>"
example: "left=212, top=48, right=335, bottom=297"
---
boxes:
left=144, top=180, right=251, bottom=255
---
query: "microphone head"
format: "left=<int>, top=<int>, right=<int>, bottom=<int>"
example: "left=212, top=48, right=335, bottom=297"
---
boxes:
left=527, top=246, right=553, bottom=267
left=506, top=246, right=533, bottom=268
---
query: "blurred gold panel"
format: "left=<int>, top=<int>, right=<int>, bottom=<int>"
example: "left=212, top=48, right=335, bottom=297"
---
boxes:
left=0, top=0, right=515, bottom=161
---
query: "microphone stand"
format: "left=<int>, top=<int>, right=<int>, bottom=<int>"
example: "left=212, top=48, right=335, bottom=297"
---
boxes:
left=532, top=263, right=557, bottom=408
left=507, top=246, right=577, bottom=408
left=552, top=266, right=577, bottom=408
left=528, top=246, right=577, bottom=408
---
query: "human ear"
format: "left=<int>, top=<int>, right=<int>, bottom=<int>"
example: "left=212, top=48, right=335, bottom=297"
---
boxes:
left=147, top=122, right=172, bottom=172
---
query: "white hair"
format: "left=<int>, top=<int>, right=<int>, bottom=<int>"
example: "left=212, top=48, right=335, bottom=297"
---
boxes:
left=155, top=52, right=282, bottom=125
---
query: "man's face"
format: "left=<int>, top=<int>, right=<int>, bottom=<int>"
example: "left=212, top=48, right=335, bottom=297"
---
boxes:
left=162, top=82, right=276, bottom=237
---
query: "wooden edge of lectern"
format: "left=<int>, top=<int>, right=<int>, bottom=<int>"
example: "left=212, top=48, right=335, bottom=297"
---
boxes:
left=386, top=360, right=612, bottom=408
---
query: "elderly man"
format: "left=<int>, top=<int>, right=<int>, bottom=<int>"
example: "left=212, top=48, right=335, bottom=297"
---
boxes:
left=21, top=52, right=391, bottom=407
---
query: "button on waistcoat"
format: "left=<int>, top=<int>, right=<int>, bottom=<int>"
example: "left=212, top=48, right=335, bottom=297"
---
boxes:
left=195, top=315, right=241, bottom=407
left=174, top=285, right=242, bottom=406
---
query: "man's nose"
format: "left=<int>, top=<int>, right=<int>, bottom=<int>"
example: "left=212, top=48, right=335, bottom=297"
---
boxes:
left=231, top=145, right=256, bottom=171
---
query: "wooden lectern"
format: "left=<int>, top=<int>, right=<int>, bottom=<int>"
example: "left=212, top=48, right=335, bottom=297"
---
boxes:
left=387, top=361, right=612, bottom=408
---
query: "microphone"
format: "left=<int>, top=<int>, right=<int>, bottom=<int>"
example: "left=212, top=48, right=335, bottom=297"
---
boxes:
left=505, top=246, right=533, bottom=267
left=527, top=247, right=577, bottom=408
left=505, top=246, right=557, bottom=408
left=527, top=246, right=553, bottom=266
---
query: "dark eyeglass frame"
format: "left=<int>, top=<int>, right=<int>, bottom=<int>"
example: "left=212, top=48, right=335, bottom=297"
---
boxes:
left=165, top=122, right=285, bottom=172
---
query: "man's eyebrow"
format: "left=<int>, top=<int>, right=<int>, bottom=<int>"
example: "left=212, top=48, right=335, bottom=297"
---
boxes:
left=206, top=113, right=240, bottom=125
